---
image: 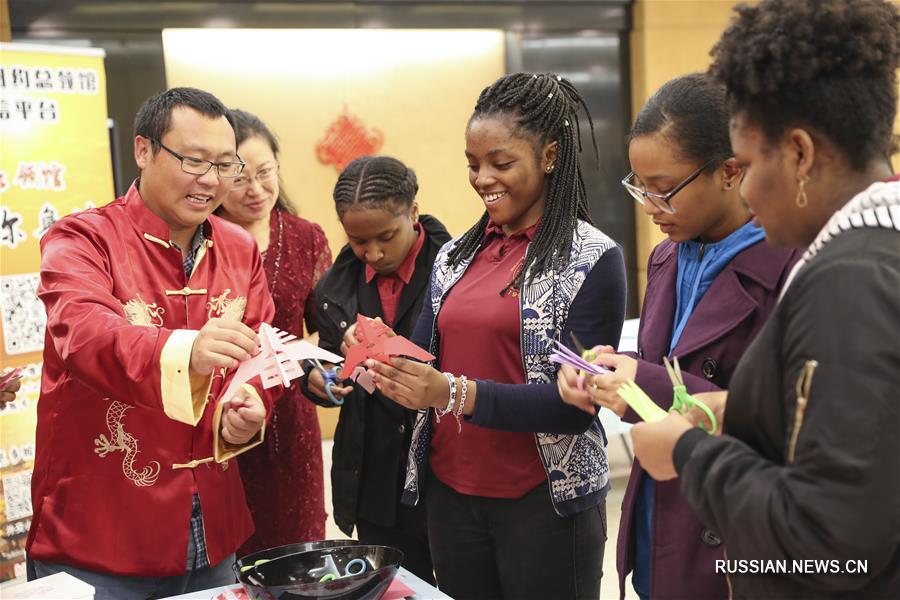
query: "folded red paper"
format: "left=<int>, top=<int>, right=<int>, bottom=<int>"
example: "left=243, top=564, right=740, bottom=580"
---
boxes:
left=341, top=315, right=435, bottom=376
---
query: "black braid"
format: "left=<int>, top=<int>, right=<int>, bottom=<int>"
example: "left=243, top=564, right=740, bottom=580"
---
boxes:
left=448, top=73, right=597, bottom=288
left=333, top=155, right=419, bottom=216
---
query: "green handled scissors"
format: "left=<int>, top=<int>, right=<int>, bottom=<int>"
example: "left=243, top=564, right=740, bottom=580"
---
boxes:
left=663, top=356, right=717, bottom=433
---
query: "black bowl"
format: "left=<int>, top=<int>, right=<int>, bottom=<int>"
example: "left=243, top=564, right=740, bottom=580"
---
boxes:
left=233, top=540, right=360, bottom=583
left=241, top=545, right=404, bottom=600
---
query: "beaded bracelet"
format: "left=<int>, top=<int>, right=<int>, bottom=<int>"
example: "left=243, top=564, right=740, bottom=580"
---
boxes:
left=453, top=374, right=468, bottom=433
left=435, top=372, right=457, bottom=423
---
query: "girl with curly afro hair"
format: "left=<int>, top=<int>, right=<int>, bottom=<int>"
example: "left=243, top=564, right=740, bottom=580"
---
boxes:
left=631, top=1, right=900, bottom=598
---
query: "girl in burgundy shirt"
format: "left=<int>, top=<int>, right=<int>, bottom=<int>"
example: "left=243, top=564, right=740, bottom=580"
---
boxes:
left=368, top=73, right=626, bottom=600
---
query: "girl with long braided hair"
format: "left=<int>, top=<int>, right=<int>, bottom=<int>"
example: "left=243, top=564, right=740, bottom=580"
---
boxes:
left=300, top=155, right=450, bottom=584
left=366, top=73, right=626, bottom=599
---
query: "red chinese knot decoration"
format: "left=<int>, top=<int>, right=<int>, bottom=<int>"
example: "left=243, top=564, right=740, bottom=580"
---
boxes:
left=315, top=109, right=384, bottom=171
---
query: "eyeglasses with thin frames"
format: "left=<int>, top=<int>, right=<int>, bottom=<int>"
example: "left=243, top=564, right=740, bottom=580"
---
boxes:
left=149, top=137, right=244, bottom=178
left=621, top=159, right=716, bottom=214
left=232, top=165, right=279, bottom=189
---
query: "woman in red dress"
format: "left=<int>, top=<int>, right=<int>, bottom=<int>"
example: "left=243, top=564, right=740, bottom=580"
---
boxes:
left=217, top=109, right=331, bottom=554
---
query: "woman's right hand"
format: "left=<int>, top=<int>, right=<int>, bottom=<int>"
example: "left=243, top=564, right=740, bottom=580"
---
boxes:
left=584, top=352, right=639, bottom=417
left=686, top=391, right=727, bottom=435
left=557, top=364, right=596, bottom=415
left=308, top=365, right=353, bottom=401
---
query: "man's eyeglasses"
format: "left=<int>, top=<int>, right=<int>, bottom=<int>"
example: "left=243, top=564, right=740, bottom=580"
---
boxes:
left=232, top=165, right=279, bottom=189
left=621, top=159, right=715, bottom=214
left=149, top=138, right=244, bottom=178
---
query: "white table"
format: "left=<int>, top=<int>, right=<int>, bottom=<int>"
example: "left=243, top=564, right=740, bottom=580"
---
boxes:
left=160, top=566, right=452, bottom=600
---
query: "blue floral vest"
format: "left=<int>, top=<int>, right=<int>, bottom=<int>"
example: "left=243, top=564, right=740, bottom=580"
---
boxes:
left=402, top=220, right=617, bottom=515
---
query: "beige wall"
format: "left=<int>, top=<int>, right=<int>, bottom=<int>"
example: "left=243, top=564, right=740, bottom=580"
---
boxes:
left=630, top=0, right=900, bottom=306
left=163, top=29, right=505, bottom=437
left=629, top=0, right=747, bottom=305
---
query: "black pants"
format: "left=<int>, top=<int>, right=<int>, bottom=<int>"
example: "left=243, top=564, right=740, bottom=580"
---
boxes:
left=426, top=475, right=606, bottom=600
left=356, top=503, right=435, bottom=585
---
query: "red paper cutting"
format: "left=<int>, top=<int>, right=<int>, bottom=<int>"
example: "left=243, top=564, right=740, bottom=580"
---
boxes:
left=315, top=109, right=384, bottom=172
left=341, top=315, right=435, bottom=376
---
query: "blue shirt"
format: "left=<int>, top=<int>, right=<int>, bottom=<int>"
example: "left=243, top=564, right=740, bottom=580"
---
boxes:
left=634, top=220, right=765, bottom=598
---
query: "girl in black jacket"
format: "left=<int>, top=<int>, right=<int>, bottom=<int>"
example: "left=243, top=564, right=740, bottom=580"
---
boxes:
left=301, top=156, right=450, bottom=584
left=631, top=1, right=900, bottom=598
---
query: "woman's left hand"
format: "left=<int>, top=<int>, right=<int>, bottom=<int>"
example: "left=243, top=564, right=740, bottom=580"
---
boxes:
left=630, top=412, right=693, bottom=481
left=365, top=357, right=449, bottom=411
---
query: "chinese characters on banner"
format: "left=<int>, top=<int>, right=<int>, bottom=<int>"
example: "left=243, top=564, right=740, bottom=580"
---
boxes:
left=0, top=43, right=114, bottom=582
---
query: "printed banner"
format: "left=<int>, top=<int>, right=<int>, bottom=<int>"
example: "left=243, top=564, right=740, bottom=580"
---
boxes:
left=0, top=42, right=113, bottom=582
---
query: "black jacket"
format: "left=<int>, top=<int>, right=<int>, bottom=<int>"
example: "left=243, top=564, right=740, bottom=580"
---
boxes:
left=301, top=214, right=451, bottom=536
left=674, top=227, right=900, bottom=599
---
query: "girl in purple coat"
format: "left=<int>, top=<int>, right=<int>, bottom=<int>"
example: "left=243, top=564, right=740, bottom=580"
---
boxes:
left=557, top=73, right=798, bottom=599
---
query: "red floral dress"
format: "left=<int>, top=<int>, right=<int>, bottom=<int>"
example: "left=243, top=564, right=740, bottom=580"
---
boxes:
left=237, top=208, right=332, bottom=555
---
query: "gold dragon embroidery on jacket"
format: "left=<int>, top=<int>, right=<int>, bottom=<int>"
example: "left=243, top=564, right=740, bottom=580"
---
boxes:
left=207, top=288, right=247, bottom=321
left=94, top=401, right=161, bottom=487
left=122, top=296, right=165, bottom=327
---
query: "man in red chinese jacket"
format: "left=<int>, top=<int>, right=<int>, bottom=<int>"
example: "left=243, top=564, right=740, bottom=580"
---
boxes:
left=25, top=88, right=276, bottom=599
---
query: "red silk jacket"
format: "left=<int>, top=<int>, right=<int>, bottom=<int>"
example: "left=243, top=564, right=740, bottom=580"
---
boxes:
left=26, top=182, right=275, bottom=576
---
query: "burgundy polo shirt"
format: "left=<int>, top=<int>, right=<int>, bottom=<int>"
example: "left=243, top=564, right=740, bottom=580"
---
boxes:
left=429, top=220, right=547, bottom=498
left=365, top=223, right=424, bottom=327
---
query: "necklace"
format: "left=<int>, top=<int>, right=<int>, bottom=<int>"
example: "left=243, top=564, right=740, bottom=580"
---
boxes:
left=262, top=210, right=284, bottom=294
left=261, top=209, right=285, bottom=456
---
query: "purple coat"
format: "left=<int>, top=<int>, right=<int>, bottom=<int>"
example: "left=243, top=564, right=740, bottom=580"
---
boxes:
left=616, top=239, right=799, bottom=600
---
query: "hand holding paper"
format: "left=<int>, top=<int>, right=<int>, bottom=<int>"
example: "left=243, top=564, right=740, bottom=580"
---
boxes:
left=190, top=318, right=259, bottom=375
left=630, top=412, right=693, bottom=481
left=0, top=367, right=23, bottom=408
left=220, top=387, right=266, bottom=445
left=218, top=323, right=344, bottom=408
left=341, top=315, right=435, bottom=391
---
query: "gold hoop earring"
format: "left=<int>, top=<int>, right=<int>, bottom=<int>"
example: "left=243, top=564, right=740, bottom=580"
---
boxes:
left=795, top=176, right=810, bottom=208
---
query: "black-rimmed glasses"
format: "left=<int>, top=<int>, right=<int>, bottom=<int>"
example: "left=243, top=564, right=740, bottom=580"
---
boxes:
left=149, top=137, right=244, bottom=178
left=621, top=159, right=715, bottom=214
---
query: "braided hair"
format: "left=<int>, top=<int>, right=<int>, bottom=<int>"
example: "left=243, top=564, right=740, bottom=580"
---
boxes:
left=333, top=155, right=419, bottom=217
left=448, top=72, right=597, bottom=287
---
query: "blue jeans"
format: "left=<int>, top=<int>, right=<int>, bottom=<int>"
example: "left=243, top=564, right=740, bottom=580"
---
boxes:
left=26, top=553, right=235, bottom=600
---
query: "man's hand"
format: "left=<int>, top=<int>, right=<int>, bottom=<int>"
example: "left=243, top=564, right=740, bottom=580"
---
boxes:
left=190, top=318, right=258, bottom=375
left=220, top=386, right=266, bottom=445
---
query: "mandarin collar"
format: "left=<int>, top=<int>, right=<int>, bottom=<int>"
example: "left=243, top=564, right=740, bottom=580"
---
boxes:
left=484, top=218, right=539, bottom=241
left=125, top=178, right=213, bottom=248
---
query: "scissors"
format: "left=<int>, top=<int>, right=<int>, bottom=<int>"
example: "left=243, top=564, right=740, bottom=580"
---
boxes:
left=314, top=556, right=368, bottom=582
left=663, top=356, right=717, bottom=433
left=569, top=332, right=597, bottom=389
left=308, top=359, right=344, bottom=406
